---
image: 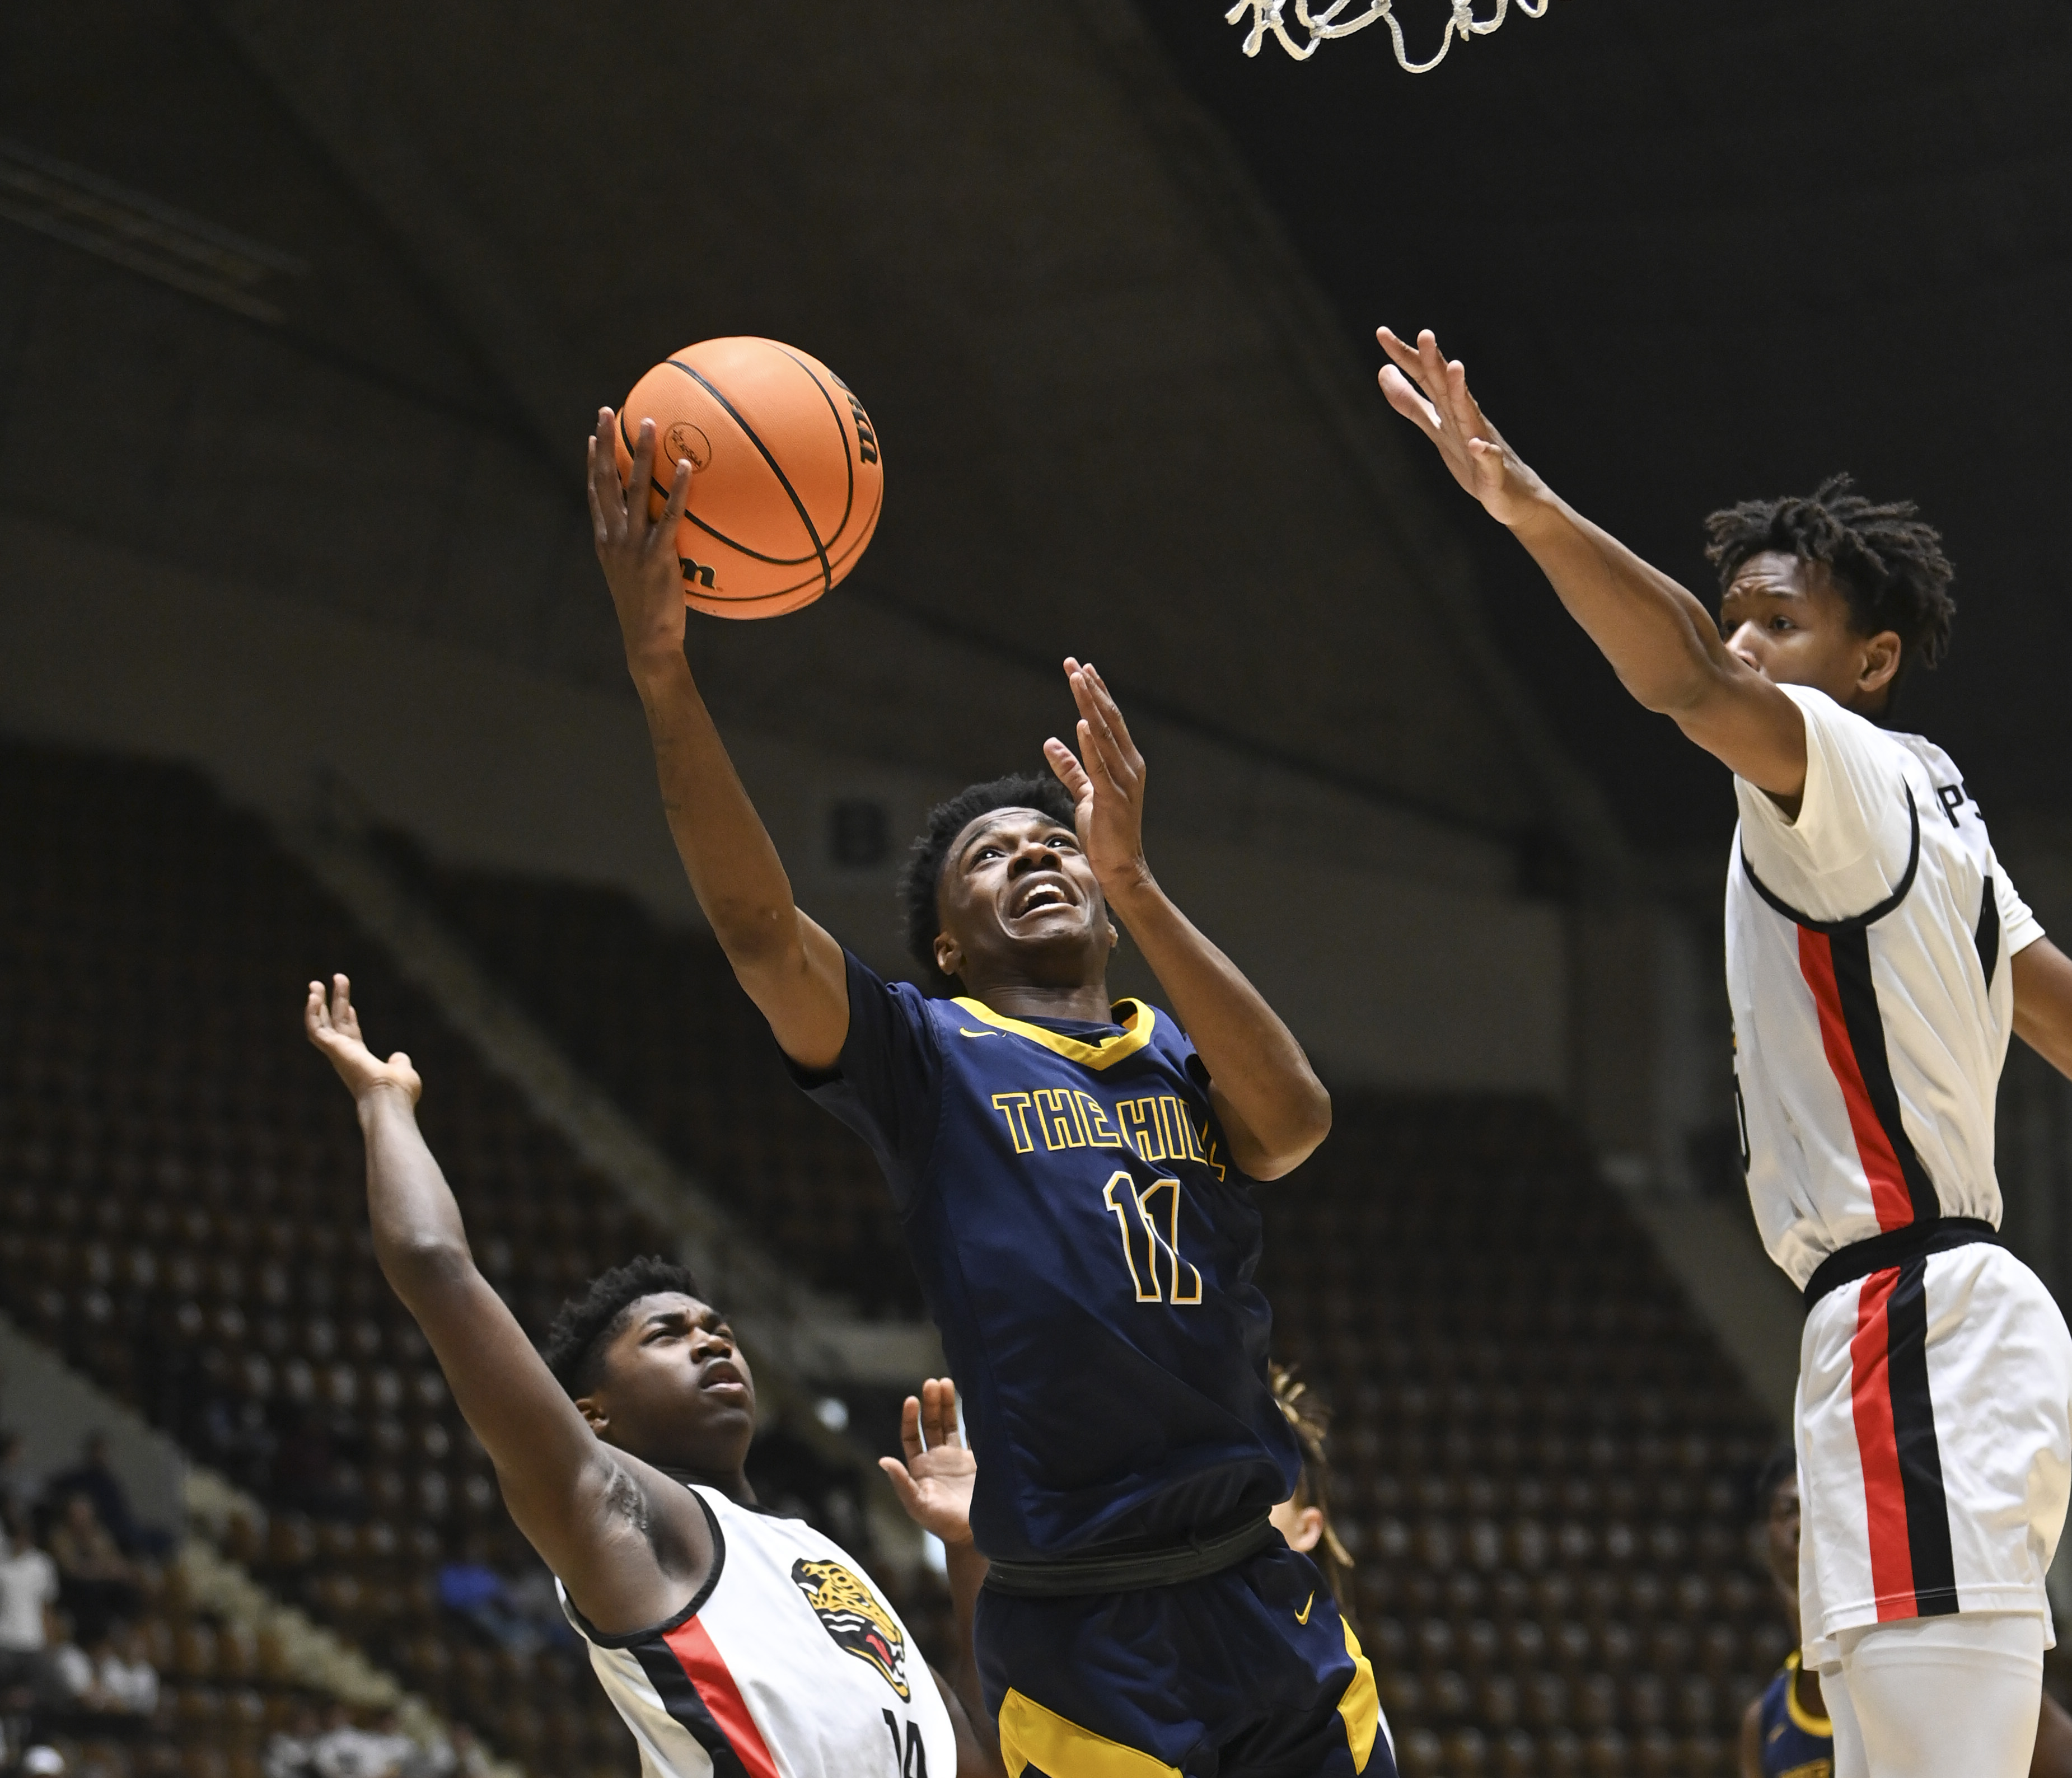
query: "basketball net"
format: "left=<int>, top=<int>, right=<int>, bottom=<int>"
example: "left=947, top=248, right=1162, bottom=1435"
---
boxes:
left=1226, top=0, right=1552, bottom=66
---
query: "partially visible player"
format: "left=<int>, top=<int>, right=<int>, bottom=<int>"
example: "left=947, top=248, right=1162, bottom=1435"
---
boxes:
left=1266, top=1363, right=1359, bottom=1635
left=591, top=410, right=1385, bottom=1775
left=1372, top=325, right=2072, bottom=1777
left=1742, top=1451, right=2072, bottom=1778
left=304, top=976, right=999, bottom=1778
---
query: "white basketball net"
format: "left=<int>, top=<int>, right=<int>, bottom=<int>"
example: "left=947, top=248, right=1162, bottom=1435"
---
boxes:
left=1227, top=0, right=1552, bottom=67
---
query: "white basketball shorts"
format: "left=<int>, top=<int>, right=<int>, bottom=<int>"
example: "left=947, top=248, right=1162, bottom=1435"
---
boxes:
left=1797, top=1240, right=2072, bottom=1664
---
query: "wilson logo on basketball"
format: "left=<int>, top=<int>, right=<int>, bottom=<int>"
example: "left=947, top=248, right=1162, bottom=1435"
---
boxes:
left=789, top=1557, right=910, bottom=1699
left=664, top=421, right=713, bottom=472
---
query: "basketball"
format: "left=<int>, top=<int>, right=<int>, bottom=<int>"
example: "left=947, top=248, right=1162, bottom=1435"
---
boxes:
left=612, top=336, right=883, bottom=619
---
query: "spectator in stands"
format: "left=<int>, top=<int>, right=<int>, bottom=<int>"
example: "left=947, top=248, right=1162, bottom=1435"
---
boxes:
left=312, top=1703, right=415, bottom=1778
left=0, top=1503, right=59, bottom=1708
left=45, top=1495, right=138, bottom=1645
left=262, top=1701, right=324, bottom=1778
left=44, top=1436, right=144, bottom=1557
left=82, top=1621, right=156, bottom=1718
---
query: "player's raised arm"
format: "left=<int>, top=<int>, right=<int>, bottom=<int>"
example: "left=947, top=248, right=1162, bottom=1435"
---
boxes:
left=588, top=409, right=849, bottom=1069
left=879, top=1379, right=1004, bottom=1778
left=303, top=974, right=712, bottom=1633
left=1045, top=660, right=1330, bottom=1180
left=1374, top=326, right=1814, bottom=802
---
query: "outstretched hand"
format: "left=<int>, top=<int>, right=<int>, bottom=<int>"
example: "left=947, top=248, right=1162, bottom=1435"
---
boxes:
left=305, top=974, right=422, bottom=1107
left=878, top=1378, right=976, bottom=1548
left=1376, top=327, right=1544, bottom=528
left=1044, top=658, right=1152, bottom=900
left=588, top=408, right=694, bottom=671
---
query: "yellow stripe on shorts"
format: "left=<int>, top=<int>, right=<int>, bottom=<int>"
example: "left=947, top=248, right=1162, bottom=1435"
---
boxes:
left=997, top=1688, right=1182, bottom=1778
left=1339, top=1619, right=1380, bottom=1773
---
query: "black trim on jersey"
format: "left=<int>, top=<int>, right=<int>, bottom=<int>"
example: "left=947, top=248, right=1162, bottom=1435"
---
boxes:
left=1827, top=925, right=1943, bottom=1228
left=1975, top=877, right=2001, bottom=991
left=561, top=1488, right=726, bottom=1649
left=1887, top=1257, right=1961, bottom=1615
left=629, top=1636, right=759, bottom=1778
left=1740, top=793, right=1921, bottom=932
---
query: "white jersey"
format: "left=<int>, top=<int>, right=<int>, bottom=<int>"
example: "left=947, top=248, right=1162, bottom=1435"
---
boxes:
left=1725, top=684, right=2042, bottom=1290
left=560, top=1485, right=956, bottom=1778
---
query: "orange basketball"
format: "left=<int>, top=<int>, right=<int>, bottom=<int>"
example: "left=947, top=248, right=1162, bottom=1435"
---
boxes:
left=613, top=337, right=883, bottom=619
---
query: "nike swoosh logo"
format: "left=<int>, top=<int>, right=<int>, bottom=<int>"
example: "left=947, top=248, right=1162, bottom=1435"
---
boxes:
left=1295, top=1593, right=1314, bottom=1625
left=957, top=1028, right=1003, bottom=1038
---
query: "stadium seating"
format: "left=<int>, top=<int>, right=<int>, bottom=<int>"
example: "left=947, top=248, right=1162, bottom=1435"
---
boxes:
left=0, top=734, right=1793, bottom=1777
left=0, top=739, right=882, bottom=1777
left=382, top=835, right=1788, bottom=1776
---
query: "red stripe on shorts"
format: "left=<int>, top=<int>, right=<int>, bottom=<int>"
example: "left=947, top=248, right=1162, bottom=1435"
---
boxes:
left=1798, top=928, right=1915, bottom=1231
left=662, top=1615, right=782, bottom=1778
left=1849, top=1266, right=1919, bottom=1620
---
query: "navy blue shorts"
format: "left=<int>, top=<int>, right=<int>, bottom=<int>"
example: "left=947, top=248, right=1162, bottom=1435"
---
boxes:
left=975, top=1541, right=1395, bottom=1777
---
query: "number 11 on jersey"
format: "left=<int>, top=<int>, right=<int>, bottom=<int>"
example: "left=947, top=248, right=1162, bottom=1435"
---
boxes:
left=1102, top=1170, right=1203, bottom=1305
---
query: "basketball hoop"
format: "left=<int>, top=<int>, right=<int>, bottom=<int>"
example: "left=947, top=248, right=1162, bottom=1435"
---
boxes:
left=1226, top=0, right=1554, bottom=67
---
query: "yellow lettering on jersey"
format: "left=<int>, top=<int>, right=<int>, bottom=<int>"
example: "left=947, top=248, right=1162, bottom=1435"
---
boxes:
left=1119, top=1096, right=1163, bottom=1162
left=990, top=1092, right=1036, bottom=1153
left=1033, top=1088, right=1086, bottom=1150
left=1141, top=1179, right=1203, bottom=1304
left=1076, top=1092, right=1124, bottom=1149
left=1192, top=1115, right=1227, bottom=1182
left=1102, top=1171, right=1162, bottom=1302
left=1157, top=1096, right=1206, bottom=1164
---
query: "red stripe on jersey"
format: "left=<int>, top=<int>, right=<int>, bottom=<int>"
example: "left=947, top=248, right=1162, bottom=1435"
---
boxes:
left=1798, top=928, right=1915, bottom=1231
left=662, top=1616, right=782, bottom=1778
left=1849, top=1267, right=1919, bottom=1620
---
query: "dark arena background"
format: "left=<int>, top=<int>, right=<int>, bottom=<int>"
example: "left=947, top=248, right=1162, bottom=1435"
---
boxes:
left=2, top=3, right=2070, bottom=1776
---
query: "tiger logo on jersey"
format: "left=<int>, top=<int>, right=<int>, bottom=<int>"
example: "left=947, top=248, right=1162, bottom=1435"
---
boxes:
left=790, top=1558, right=911, bottom=1700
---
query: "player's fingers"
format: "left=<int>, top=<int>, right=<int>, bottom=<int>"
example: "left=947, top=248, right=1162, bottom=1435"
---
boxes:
left=876, top=1457, right=922, bottom=1513
left=305, top=981, right=328, bottom=1038
left=626, top=418, right=659, bottom=538
left=1044, top=738, right=1093, bottom=809
left=1377, top=366, right=1443, bottom=438
left=1078, top=663, right=1142, bottom=781
left=899, top=1394, right=923, bottom=1461
left=590, top=410, right=624, bottom=530
left=659, top=454, right=692, bottom=531
left=921, top=1378, right=956, bottom=1451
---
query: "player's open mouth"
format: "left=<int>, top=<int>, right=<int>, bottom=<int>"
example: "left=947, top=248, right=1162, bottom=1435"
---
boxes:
left=701, top=1360, right=748, bottom=1393
left=1010, top=878, right=1075, bottom=917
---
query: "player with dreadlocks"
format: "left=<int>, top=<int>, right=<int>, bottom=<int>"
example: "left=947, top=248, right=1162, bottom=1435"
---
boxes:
left=588, top=410, right=1385, bottom=1777
left=1374, top=326, right=2072, bottom=1778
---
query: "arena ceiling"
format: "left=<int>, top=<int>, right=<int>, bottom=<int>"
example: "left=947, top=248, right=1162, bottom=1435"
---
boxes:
left=4, top=1, right=2064, bottom=872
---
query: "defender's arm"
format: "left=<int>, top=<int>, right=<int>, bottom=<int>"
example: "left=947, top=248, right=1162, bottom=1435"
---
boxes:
left=305, top=975, right=710, bottom=1633
left=881, top=1381, right=1003, bottom=1776
left=590, top=410, right=850, bottom=1070
left=1049, top=661, right=1330, bottom=1180
left=1375, top=327, right=1810, bottom=802
left=2013, top=939, right=2072, bottom=1082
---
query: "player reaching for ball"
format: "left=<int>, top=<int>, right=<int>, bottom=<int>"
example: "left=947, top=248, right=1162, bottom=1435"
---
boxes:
left=589, top=409, right=1388, bottom=1777
left=1373, top=326, right=2072, bottom=1778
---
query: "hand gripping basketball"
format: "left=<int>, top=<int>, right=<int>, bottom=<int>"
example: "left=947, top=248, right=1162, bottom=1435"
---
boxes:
left=610, top=337, right=884, bottom=619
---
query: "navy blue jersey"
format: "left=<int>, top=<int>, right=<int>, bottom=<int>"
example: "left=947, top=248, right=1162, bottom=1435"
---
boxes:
left=1756, top=1654, right=1832, bottom=1778
left=797, top=951, right=1302, bottom=1562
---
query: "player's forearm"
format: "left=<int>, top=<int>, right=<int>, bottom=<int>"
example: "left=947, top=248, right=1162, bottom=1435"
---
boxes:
left=629, top=652, right=808, bottom=966
left=2013, top=941, right=2072, bottom=1082
left=1109, top=877, right=1329, bottom=1177
left=943, top=1542, right=997, bottom=1756
left=357, top=1087, right=475, bottom=1302
left=1506, top=489, right=1737, bottom=716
